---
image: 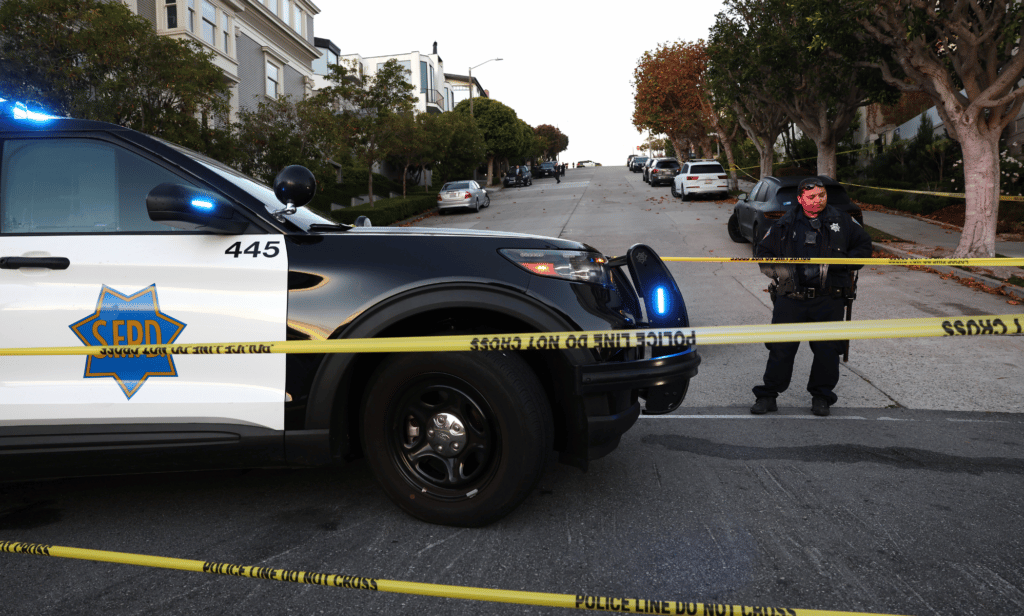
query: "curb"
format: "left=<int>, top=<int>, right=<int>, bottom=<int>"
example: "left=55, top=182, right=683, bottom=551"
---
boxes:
left=872, top=242, right=1024, bottom=302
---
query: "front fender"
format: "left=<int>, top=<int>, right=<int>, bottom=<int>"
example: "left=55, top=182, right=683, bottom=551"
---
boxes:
left=302, top=283, right=593, bottom=460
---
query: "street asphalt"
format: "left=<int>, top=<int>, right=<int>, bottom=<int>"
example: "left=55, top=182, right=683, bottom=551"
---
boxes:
left=2, top=165, right=1021, bottom=616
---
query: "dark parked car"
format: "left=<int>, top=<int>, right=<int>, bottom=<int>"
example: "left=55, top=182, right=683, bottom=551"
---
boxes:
left=729, top=175, right=865, bottom=250
left=629, top=157, right=649, bottom=172
left=535, top=162, right=558, bottom=178
left=503, top=165, right=533, bottom=187
left=0, top=100, right=700, bottom=528
left=647, top=158, right=681, bottom=187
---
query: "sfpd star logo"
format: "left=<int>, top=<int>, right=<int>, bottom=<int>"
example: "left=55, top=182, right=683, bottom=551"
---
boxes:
left=69, top=285, right=186, bottom=399
left=830, top=223, right=841, bottom=232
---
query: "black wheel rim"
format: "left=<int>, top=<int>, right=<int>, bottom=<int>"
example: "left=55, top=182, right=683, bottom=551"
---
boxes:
left=386, top=376, right=500, bottom=500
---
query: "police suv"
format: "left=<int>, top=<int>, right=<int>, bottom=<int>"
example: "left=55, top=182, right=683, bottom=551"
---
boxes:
left=0, top=100, right=700, bottom=527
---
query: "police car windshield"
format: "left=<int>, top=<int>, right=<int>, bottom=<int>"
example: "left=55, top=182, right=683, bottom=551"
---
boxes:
left=160, top=140, right=334, bottom=231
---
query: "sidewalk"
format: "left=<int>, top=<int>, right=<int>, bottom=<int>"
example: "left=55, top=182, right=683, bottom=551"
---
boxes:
left=736, top=179, right=1024, bottom=302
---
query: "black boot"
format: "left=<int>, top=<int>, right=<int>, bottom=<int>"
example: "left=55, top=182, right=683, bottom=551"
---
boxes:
left=811, top=397, right=831, bottom=416
left=750, top=397, right=778, bottom=415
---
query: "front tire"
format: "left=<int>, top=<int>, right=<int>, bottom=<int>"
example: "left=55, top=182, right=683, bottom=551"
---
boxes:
left=728, top=213, right=749, bottom=243
left=361, top=351, right=552, bottom=527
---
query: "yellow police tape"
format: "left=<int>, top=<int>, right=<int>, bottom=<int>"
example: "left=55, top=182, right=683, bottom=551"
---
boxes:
left=841, top=181, right=1024, bottom=203
left=659, top=256, right=1024, bottom=267
left=0, top=541, right=908, bottom=616
left=1, top=314, right=1021, bottom=358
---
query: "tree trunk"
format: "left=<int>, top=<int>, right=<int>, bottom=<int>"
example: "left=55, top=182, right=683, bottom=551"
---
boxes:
left=668, top=135, right=688, bottom=163
left=486, top=155, right=495, bottom=186
left=367, top=162, right=374, bottom=206
left=815, top=136, right=837, bottom=179
left=954, top=135, right=1000, bottom=258
left=717, top=130, right=739, bottom=192
left=402, top=162, right=408, bottom=198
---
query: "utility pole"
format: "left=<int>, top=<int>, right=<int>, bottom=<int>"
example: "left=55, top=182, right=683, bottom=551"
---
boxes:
left=469, top=58, right=502, bottom=183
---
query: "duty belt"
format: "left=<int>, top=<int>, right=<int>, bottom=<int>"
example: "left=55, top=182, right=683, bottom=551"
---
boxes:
left=783, top=286, right=847, bottom=300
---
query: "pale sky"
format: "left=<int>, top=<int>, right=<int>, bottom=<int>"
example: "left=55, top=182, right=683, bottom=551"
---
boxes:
left=313, top=1, right=726, bottom=167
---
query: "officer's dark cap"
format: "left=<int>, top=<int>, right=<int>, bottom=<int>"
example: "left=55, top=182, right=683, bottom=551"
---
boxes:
left=798, top=177, right=826, bottom=193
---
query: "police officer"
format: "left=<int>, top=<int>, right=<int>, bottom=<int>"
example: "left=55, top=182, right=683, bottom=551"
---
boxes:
left=750, top=177, right=872, bottom=417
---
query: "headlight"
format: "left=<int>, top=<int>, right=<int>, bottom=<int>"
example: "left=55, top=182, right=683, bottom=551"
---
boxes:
left=499, top=249, right=611, bottom=287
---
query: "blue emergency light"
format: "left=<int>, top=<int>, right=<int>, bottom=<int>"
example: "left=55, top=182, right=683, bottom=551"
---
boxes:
left=654, top=286, right=668, bottom=315
left=190, top=198, right=215, bottom=210
left=1, top=96, right=60, bottom=123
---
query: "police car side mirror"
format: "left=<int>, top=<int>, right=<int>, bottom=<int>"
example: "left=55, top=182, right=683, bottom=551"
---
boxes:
left=354, top=215, right=372, bottom=227
left=146, top=183, right=249, bottom=234
left=737, top=193, right=747, bottom=201
left=273, top=165, right=317, bottom=215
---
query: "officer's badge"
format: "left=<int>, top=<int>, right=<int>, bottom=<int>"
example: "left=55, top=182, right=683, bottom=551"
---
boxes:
left=69, top=285, right=186, bottom=399
left=830, top=223, right=841, bottom=232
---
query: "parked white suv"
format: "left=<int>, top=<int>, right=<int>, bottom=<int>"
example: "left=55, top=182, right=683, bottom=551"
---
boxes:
left=672, top=160, right=729, bottom=201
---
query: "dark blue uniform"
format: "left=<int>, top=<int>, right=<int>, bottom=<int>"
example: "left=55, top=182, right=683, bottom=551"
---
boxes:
left=753, top=204, right=872, bottom=406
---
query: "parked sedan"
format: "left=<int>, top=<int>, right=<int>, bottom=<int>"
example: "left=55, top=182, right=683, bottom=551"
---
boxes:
left=729, top=175, right=864, bottom=249
left=535, top=162, right=558, bottom=178
left=438, top=180, right=489, bottom=213
left=629, top=156, right=649, bottom=172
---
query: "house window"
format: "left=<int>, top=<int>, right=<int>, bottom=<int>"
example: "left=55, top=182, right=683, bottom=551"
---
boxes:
left=201, top=0, right=215, bottom=46
left=266, top=62, right=279, bottom=98
left=292, top=6, right=301, bottom=33
left=165, top=0, right=177, bottom=28
left=419, top=61, right=427, bottom=94
left=267, top=0, right=277, bottom=16
left=282, top=0, right=290, bottom=24
left=221, top=13, right=229, bottom=53
left=187, top=0, right=195, bottom=31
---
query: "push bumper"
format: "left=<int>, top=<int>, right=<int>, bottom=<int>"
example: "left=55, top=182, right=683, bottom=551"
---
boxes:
left=565, top=243, right=702, bottom=466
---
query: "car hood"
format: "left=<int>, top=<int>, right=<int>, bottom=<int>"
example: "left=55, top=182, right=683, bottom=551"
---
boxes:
left=326, top=226, right=595, bottom=250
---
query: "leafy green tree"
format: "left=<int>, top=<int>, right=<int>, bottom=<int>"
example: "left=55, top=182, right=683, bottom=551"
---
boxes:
left=712, top=0, right=896, bottom=179
left=427, top=112, right=488, bottom=185
left=0, top=0, right=230, bottom=153
left=515, top=119, right=542, bottom=164
left=847, top=0, right=1024, bottom=257
left=233, top=95, right=345, bottom=194
left=388, top=112, right=435, bottom=197
left=317, top=59, right=416, bottom=204
left=453, top=97, right=526, bottom=185
left=708, top=17, right=789, bottom=180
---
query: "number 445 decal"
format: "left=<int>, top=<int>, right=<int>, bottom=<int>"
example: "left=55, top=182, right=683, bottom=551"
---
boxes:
left=225, top=241, right=281, bottom=258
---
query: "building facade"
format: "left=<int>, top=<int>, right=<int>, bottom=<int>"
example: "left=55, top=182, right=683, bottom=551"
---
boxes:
left=126, top=0, right=320, bottom=121
left=335, top=43, right=455, bottom=114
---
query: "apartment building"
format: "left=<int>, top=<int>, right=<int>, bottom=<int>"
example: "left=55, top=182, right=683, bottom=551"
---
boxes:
left=126, top=0, right=320, bottom=121
left=334, top=43, right=456, bottom=114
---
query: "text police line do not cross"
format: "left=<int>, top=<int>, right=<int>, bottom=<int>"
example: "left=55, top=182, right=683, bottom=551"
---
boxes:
left=0, top=314, right=1022, bottom=359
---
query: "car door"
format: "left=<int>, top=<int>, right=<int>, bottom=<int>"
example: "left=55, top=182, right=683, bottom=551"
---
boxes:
left=737, top=180, right=763, bottom=234
left=0, top=133, right=289, bottom=439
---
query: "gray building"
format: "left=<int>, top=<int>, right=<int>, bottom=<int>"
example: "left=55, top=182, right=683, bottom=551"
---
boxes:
left=127, top=0, right=320, bottom=121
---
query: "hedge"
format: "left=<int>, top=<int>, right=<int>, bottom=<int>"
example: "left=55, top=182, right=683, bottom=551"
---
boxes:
left=326, top=194, right=438, bottom=227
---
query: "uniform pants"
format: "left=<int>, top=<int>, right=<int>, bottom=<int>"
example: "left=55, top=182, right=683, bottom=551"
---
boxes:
left=752, top=295, right=846, bottom=405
